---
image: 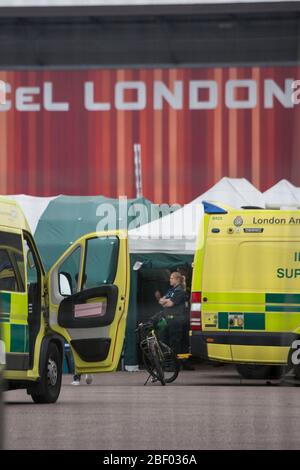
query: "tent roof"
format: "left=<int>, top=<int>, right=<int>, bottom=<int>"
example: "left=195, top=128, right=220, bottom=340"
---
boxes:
left=11, top=194, right=159, bottom=270
left=5, top=178, right=265, bottom=258
left=129, top=177, right=265, bottom=254
left=195, top=176, right=265, bottom=209
left=35, top=195, right=161, bottom=270
left=6, top=194, right=58, bottom=233
left=263, top=179, right=300, bottom=209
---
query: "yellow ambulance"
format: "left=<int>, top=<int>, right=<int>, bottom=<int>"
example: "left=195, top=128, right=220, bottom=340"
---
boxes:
left=190, top=201, right=300, bottom=379
left=0, top=196, right=130, bottom=402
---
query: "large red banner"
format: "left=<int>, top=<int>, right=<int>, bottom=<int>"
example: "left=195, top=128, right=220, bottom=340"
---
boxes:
left=0, top=66, right=299, bottom=204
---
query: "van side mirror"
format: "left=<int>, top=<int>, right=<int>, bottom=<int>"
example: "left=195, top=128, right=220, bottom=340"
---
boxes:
left=59, top=272, right=72, bottom=296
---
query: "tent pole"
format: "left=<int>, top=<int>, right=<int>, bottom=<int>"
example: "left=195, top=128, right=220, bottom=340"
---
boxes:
left=134, top=143, right=143, bottom=198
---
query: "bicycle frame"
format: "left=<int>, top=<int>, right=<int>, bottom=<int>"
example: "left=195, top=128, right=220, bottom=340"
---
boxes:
left=136, top=320, right=179, bottom=385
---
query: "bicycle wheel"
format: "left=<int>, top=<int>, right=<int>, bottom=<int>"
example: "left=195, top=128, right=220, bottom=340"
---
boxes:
left=143, top=338, right=165, bottom=385
left=149, top=340, right=165, bottom=385
left=141, top=340, right=161, bottom=380
left=158, top=341, right=180, bottom=383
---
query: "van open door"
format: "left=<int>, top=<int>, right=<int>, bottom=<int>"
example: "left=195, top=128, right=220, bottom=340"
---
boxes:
left=47, top=230, right=129, bottom=374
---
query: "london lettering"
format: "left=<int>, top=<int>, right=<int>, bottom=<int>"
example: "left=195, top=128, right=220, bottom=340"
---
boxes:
left=253, top=217, right=300, bottom=224
left=0, top=78, right=297, bottom=112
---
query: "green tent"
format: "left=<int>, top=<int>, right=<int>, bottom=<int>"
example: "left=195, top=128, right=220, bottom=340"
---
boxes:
left=35, top=195, right=161, bottom=271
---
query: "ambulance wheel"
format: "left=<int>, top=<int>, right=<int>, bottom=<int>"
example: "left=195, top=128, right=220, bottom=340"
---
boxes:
left=294, top=364, right=300, bottom=380
left=30, top=343, right=62, bottom=404
left=236, top=364, right=284, bottom=380
left=287, top=347, right=300, bottom=380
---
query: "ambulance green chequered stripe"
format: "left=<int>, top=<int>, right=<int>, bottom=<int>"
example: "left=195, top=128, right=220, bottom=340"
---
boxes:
left=213, top=291, right=300, bottom=330
left=0, top=292, right=10, bottom=323
left=218, top=313, right=265, bottom=330
left=266, top=294, right=300, bottom=304
left=10, top=324, right=29, bottom=353
left=266, top=293, right=300, bottom=312
left=0, top=292, right=11, bottom=313
left=0, top=292, right=29, bottom=352
left=205, top=292, right=300, bottom=305
left=266, top=306, right=300, bottom=312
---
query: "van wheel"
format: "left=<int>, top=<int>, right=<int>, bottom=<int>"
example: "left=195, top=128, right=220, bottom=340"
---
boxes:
left=294, top=364, right=300, bottom=380
left=30, top=343, right=62, bottom=404
left=236, top=364, right=284, bottom=380
left=287, top=347, right=300, bottom=380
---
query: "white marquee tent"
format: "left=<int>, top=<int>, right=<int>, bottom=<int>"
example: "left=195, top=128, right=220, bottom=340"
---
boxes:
left=263, top=179, right=300, bottom=209
left=6, top=194, right=58, bottom=234
left=128, top=177, right=265, bottom=255
left=7, top=178, right=265, bottom=247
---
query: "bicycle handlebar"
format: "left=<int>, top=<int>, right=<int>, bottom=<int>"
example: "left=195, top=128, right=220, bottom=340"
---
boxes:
left=135, top=311, right=166, bottom=334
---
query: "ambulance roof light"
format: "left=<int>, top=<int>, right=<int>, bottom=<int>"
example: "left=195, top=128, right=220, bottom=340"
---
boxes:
left=202, top=201, right=228, bottom=214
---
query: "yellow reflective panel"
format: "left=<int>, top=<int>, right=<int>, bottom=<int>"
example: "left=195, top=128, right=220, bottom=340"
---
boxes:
left=231, top=345, right=289, bottom=364
left=207, top=344, right=232, bottom=362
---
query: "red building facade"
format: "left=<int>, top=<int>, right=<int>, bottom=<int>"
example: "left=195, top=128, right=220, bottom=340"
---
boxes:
left=0, top=65, right=299, bottom=204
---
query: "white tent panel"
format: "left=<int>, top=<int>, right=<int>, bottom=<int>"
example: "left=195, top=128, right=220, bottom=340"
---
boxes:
left=129, top=201, right=204, bottom=254
left=6, top=177, right=264, bottom=255
left=129, top=177, right=264, bottom=254
left=6, top=194, right=58, bottom=234
left=263, top=179, right=300, bottom=209
left=198, top=177, right=265, bottom=209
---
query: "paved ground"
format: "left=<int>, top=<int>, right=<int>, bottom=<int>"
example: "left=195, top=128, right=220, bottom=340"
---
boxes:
left=3, top=364, right=300, bottom=450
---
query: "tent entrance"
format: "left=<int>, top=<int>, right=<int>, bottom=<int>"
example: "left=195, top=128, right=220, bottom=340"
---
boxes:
left=137, top=267, right=171, bottom=324
left=124, top=254, right=193, bottom=367
left=135, top=262, right=193, bottom=365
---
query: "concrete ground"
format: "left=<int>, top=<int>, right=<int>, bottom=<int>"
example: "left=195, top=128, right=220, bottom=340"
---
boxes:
left=3, top=364, right=300, bottom=450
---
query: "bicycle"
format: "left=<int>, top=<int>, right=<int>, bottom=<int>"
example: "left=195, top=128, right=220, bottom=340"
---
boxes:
left=136, top=315, right=180, bottom=386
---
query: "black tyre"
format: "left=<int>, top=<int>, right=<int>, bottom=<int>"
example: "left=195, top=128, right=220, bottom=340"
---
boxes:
left=30, top=343, right=62, bottom=404
left=149, top=340, right=165, bottom=386
left=236, top=363, right=284, bottom=380
left=159, top=342, right=180, bottom=383
left=287, top=346, right=300, bottom=380
left=294, top=364, right=300, bottom=380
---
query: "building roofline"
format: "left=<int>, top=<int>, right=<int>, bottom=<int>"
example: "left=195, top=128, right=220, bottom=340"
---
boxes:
left=0, top=2, right=300, bottom=17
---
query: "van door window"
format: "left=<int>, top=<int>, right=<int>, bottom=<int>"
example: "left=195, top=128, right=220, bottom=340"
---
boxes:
left=83, top=236, right=119, bottom=289
left=58, top=247, right=81, bottom=296
left=0, top=232, right=25, bottom=292
left=23, top=239, right=38, bottom=286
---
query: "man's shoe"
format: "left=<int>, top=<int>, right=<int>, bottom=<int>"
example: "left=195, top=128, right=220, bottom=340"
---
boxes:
left=71, top=379, right=80, bottom=386
left=85, top=374, right=93, bottom=385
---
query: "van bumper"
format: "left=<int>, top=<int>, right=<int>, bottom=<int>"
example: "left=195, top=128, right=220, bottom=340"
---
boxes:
left=190, top=331, right=208, bottom=360
left=190, top=331, right=298, bottom=362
